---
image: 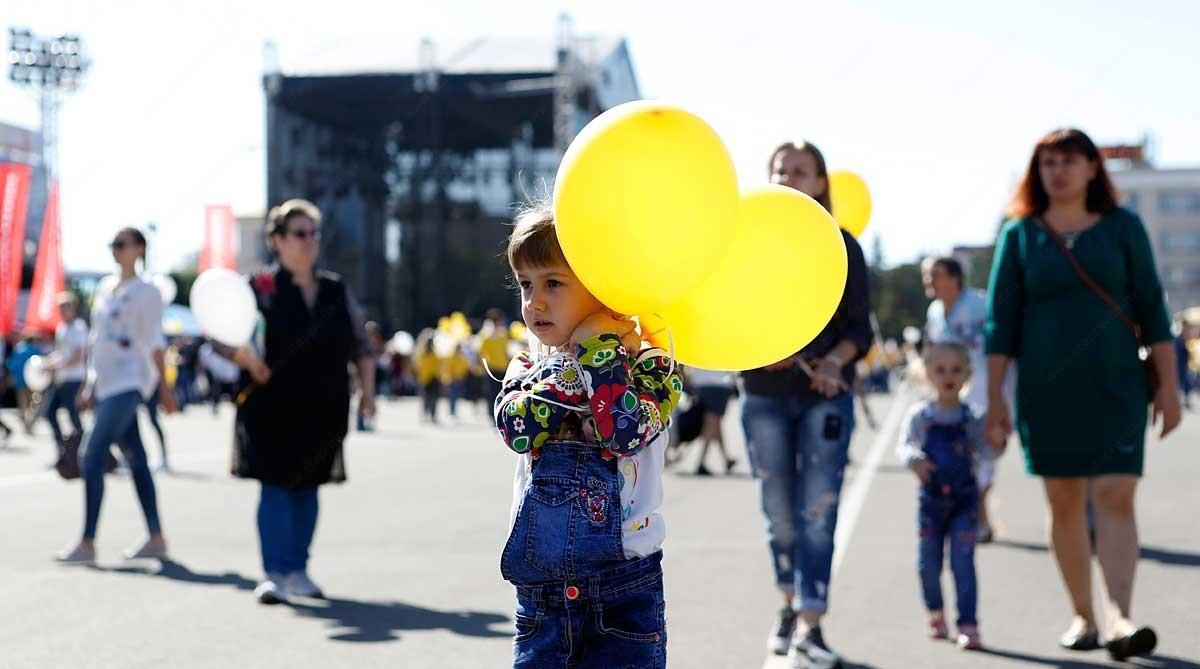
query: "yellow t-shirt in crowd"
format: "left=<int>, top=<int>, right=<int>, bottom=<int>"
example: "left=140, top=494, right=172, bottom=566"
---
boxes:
left=479, top=334, right=510, bottom=374
left=415, top=352, right=440, bottom=386
left=440, top=353, right=471, bottom=385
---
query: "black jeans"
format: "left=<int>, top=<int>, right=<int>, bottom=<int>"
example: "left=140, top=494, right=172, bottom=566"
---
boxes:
left=45, top=380, right=83, bottom=443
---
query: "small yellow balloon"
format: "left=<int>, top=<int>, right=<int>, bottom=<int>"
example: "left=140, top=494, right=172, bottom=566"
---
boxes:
left=509, top=322, right=527, bottom=341
left=641, top=185, right=848, bottom=371
left=554, top=101, right=738, bottom=315
left=829, top=171, right=872, bottom=238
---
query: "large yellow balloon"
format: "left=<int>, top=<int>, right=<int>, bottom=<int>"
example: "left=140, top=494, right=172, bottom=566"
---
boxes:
left=641, top=185, right=848, bottom=371
left=554, top=101, right=738, bottom=316
left=829, top=171, right=872, bottom=238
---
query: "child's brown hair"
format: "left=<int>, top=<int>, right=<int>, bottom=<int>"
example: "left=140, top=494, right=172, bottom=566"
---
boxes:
left=506, top=203, right=567, bottom=272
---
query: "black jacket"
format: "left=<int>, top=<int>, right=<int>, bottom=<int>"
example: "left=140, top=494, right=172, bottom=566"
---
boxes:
left=234, top=266, right=367, bottom=489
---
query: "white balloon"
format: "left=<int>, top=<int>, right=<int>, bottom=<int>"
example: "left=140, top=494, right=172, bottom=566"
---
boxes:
left=902, top=326, right=922, bottom=345
left=151, top=274, right=177, bottom=306
left=432, top=332, right=457, bottom=358
left=390, top=330, right=415, bottom=356
left=190, top=268, right=258, bottom=346
left=24, top=355, right=52, bottom=392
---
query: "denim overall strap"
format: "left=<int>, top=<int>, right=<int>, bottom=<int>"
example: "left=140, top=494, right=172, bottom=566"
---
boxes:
left=501, top=440, right=625, bottom=585
left=922, top=407, right=977, bottom=498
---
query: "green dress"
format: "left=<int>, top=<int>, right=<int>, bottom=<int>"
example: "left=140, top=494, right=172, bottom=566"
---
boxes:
left=985, top=208, right=1171, bottom=477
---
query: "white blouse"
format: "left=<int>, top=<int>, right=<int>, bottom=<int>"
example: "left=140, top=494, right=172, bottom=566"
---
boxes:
left=88, top=275, right=164, bottom=402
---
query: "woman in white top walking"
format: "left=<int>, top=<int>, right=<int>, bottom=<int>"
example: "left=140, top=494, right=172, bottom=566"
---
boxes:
left=57, top=228, right=178, bottom=564
left=43, top=292, right=89, bottom=451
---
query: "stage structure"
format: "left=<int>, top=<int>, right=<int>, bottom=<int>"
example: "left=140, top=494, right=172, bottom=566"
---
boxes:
left=264, top=20, right=640, bottom=331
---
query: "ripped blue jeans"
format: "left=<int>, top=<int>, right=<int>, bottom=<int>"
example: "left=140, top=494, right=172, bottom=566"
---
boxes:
left=742, top=392, right=854, bottom=614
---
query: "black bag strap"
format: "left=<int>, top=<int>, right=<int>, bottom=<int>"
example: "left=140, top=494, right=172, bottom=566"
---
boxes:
left=1034, top=217, right=1144, bottom=346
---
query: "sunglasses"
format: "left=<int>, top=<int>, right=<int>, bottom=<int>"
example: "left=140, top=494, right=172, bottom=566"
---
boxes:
left=281, top=228, right=320, bottom=241
left=110, top=239, right=128, bottom=250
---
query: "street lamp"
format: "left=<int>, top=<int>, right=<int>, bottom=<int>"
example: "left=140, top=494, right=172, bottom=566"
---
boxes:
left=7, top=28, right=90, bottom=180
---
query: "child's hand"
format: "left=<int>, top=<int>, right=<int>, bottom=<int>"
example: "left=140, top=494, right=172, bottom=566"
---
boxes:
left=570, top=311, right=636, bottom=349
left=910, top=459, right=938, bottom=485
left=620, top=330, right=643, bottom=356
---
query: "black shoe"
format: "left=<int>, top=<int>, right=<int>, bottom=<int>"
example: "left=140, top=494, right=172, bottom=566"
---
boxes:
left=792, top=626, right=844, bottom=669
left=977, top=524, right=994, bottom=544
left=1106, top=627, right=1157, bottom=661
left=767, top=606, right=797, bottom=655
left=694, top=465, right=712, bottom=476
left=1059, top=628, right=1100, bottom=651
left=724, top=458, right=737, bottom=474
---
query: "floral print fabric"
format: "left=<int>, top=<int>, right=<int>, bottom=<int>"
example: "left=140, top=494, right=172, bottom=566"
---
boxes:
left=494, top=334, right=683, bottom=460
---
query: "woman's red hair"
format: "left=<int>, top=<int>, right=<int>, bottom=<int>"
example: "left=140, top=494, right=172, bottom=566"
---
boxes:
left=1007, top=128, right=1120, bottom=219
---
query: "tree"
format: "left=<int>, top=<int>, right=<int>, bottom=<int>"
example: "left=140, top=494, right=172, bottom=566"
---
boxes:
left=870, top=261, right=928, bottom=342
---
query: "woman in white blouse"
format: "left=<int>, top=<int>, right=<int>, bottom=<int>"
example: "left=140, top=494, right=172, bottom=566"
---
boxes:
left=57, top=228, right=178, bottom=564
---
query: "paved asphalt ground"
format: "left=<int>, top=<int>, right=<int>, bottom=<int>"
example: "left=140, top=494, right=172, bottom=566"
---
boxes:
left=1, top=385, right=1196, bottom=668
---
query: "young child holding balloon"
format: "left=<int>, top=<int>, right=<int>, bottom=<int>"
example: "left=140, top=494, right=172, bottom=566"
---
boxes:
left=494, top=203, right=682, bottom=667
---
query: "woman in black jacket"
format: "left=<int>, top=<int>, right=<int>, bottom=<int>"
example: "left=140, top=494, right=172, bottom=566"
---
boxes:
left=233, top=199, right=375, bottom=604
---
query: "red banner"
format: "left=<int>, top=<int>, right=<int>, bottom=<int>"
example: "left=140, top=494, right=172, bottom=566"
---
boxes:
left=199, top=204, right=238, bottom=272
left=24, top=180, right=64, bottom=334
left=0, top=162, right=32, bottom=336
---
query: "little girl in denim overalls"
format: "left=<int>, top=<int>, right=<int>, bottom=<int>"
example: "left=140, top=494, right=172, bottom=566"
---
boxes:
left=495, top=205, right=683, bottom=668
left=896, top=341, right=995, bottom=651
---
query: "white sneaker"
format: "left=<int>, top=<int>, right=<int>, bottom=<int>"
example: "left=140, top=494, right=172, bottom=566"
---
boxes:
left=285, top=571, right=324, bottom=598
left=768, top=606, right=798, bottom=655
left=55, top=543, right=96, bottom=565
left=791, top=626, right=844, bottom=669
left=255, top=574, right=288, bottom=605
left=123, top=536, right=168, bottom=560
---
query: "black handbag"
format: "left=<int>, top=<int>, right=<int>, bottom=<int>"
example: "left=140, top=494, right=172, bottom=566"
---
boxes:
left=673, top=395, right=706, bottom=446
left=56, top=433, right=118, bottom=480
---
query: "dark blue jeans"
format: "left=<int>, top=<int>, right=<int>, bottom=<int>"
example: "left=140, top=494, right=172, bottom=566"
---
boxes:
left=917, top=490, right=978, bottom=627
left=513, top=552, right=666, bottom=669
left=257, top=483, right=318, bottom=575
left=143, top=394, right=166, bottom=462
left=741, top=392, right=854, bottom=614
left=82, top=390, right=161, bottom=540
left=44, top=380, right=83, bottom=444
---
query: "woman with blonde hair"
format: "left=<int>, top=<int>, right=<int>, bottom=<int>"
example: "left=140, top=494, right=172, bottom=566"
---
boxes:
left=743, top=140, right=873, bottom=667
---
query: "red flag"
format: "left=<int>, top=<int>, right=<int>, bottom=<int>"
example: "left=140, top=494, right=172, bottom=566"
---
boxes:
left=24, top=180, right=64, bottom=334
left=0, top=162, right=33, bottom=336
left=199, top=204, right=238, bottom=272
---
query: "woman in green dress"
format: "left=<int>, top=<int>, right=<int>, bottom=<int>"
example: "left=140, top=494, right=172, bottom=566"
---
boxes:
left=984, top=128, right=1181, bottom=661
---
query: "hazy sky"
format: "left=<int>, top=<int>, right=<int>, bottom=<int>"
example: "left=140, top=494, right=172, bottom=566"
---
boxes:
left=3, top=0, right=1198, bottom=273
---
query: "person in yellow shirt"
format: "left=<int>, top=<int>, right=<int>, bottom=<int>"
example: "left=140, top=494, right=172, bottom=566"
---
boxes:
left=414, top=330, right=441, bottom=424
left=478, top=309, right=511, bottom=407
left=441, top=344, right=471, bottom=420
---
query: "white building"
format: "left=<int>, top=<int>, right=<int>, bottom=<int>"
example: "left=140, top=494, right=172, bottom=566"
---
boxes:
left=1110, top=163, right=1200, bottom=315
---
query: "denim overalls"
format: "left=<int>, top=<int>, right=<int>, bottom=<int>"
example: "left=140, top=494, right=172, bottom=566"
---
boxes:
left=916, top=406, right=979, bottom=627
left=502, top=440, right=666, bottom=668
